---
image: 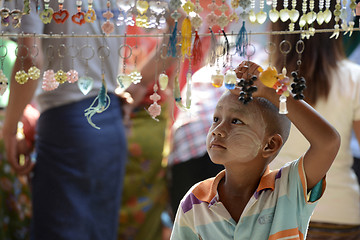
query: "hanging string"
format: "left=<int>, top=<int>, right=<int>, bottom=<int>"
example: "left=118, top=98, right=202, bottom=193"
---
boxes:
left=208, top=28, right=218, bottom=67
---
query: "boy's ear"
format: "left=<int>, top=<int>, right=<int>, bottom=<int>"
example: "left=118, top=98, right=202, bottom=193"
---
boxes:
left=262, top=134, right=283, bottom=158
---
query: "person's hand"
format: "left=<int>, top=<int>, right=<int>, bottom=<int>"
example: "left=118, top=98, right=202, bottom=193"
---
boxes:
left=2, top=127, right=34, bottom=175
left=233, top=61, right=276, bottom=99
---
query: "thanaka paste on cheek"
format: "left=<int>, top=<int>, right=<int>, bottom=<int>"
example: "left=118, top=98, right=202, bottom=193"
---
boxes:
left=227, top=128, right=262, bottom=160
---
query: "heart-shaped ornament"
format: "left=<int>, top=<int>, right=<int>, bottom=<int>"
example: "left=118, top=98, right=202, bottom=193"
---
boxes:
left=136, top=0, right=149, bottom=15
left=269, top=9, right=279, bottom=22
left=279, top=9, right=290, bottom=22
left=53, top=9, right=69, bottom=24
left=85, top=9, right=96, bottom=23
left=289, top=9, right=299, bottom=22
left=78, top=76, right=94, bottom=95
left=316, top=11, right=324, bottom=25
left=72, top=12, right=85, bottom=25
left=40, top=8, right=54, bottom=24
left=256, top=11, right=267, bottom=24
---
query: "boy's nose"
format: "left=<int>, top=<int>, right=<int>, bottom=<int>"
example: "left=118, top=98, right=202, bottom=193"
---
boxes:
left=212, top=125, right=226, bottom=137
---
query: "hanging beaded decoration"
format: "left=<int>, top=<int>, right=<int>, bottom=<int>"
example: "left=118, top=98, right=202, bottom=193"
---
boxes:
left=39, top=0, right=54, bottom=24
left=229, top=0, right=239, bottom=23
left=85, top=0, right=96, bottom=23
left=291, top=39, right=306, bottom=100
left=249, top=0, right=257, bottom=23
left=72, top=0, right=86, bottom=25
left=348, top=0, right=357, bottom=36
left=206, top=0, right=219, bottom=66
left=324, top=0, right=333, bottom=23
left=277, top=40, right=292, bottom=113
left=159, top=41, right=169, bottom=91
left=317, top=0, right=325, bottom=25
left=14, top=39, right=29, bottom=85
left=28, top=35, right=41, bottom=81
left=279, top=0, right=290, bottom=22
left=147, top=39, right=162, bottom=120
left=330, top=0, right=341, bottom=39
left=78, top=36, right=95, bottom=95
left=0, top=41, right=8, bottom=96
left=299, top=0, right=308, bottom=37
left=117, top=0, right=135, bottom=26
left=289, top=0, right=300, bottom=31
left=256, top=0, right=268, bottom=24
left=191, top=0, right=203, bottom=66
left=218, top=0, right=230, bottom=64
left=269, top=0, right=280, bottom=22
left=237, top=44, right=258, bottom=104
left=67, top=35, right=79, bottom=83
left=0, top=7, right=11, bottom=27
left=55, top=44, right=68, bottom=84
left=149, top=0, right=167, bottom=29
left=42, top=45, right=59, bottom=91
left=340, top=0, right=352, bottom=35
left=128, top=37, right=142, bottom=84
left=136, top=0, right=149, bottom=28
left=102, top=0, right=115, bottom=35
left=84, top=43, right=111, bottom=129
left=53, top=0, right=69, bottom=24
left=116, top=35, right=133, bottom=90
left=167, top=0, right=182, bottom=57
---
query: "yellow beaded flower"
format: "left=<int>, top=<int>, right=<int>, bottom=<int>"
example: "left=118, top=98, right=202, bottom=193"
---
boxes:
left=55, top=70, right=68, bottom=84
left=15, top=70, right=29, bottom=84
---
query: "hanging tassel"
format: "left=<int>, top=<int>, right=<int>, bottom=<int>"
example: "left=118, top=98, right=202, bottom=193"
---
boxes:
left=84, top=74, right=111, bottom=129
left=192, top=30, right=203, bottom=66
left=181, top=17, right=192, bottom=60
left=167, top=21, right=178, bottom=57
left=235, top=21, right=248, bottom=57
left=208, top=28, right=218, bottom=67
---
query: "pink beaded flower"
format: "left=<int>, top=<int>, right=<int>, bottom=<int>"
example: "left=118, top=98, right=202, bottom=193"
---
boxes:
left=67, top=69, right=79, bottom=83
left=42, top=69, right=59, bottom=91
left=147, top=84, right=161, bottom=119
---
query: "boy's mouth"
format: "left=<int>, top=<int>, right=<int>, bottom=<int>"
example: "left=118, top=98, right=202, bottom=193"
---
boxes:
left=210, top=141, right=226, bottom=149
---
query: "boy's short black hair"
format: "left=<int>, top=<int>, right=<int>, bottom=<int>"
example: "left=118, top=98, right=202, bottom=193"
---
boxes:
left=255, top=97, right=291, bottom=145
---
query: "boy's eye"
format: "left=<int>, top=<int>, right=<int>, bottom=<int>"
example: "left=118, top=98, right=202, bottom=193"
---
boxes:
left=232, top=119, right=244, bottom=124
left=213, top=117, right=219, bottom=123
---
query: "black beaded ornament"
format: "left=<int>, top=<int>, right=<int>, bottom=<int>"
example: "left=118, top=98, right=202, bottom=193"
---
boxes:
left=237, top=75, right=258, bottom=104
left=291, top=39, right=306, bottom=100
left=291, top=71, right=306, bottom=100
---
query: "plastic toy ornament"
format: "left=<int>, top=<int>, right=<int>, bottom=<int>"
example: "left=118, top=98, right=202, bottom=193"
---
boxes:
left=159, top=73, right=168, bottom=90
left=211, top=69, right=224, bottom=88
left=42, top=70, right=59, bottom=91
left=77, top=76, right=94, bottom=95
left=0, top=70, right=8, bottom=96
left=224, top=69, right=237, bottom=89
left=116, top=73, right=132, bottom=89
left=28, top=66, right=41, bottom=80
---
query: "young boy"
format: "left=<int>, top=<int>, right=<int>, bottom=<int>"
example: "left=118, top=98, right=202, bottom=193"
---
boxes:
left=170, top=61, right=340, bottom=240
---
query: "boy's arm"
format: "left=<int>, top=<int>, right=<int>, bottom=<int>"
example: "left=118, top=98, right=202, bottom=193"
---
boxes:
left=235, top=61, right=340, bottom=190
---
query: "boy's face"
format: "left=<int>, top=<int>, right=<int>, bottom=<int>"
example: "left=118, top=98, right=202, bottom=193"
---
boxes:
left=206, top=91, right=267, bottom=166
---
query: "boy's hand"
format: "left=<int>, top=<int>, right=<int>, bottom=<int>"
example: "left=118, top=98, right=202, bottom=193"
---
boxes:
left=233, top=61, right=277, bottom=101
